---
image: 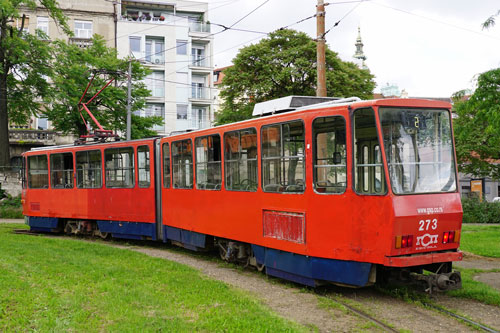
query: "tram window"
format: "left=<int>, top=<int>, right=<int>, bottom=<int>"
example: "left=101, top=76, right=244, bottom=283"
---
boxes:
left=76, top=150, right=102, bottom=188
left=172, top=139, right=193, bottom=189
left=195, top=134, right=222, bottom=190
left=353, top=108, right=386, bottom=194
left=137, top=146, right=150, bottom=188
left=313, top=116, right=346, bottom=194
left=105, top=147, right=134, bottom=188
left=162, top=143, right=170, bottom=188
left=22, top=156, right=27, bottom=189
left=50, top=153, right=74, bottom=189
left=28, top=155, right=48, bottom=189
left=224, top=128, right=257, bottom=191
left=261, top=121, right=305, bottom=193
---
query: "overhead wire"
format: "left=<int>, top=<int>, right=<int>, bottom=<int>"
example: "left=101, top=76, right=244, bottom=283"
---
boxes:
left=323, top=0, right=365, bottom=37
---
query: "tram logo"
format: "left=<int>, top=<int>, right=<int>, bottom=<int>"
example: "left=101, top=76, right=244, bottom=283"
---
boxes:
left=416, top=233, right=438, bottom=248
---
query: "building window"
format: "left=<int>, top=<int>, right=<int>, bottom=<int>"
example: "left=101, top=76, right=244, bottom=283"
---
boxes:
left=313, top=116, right=346, bottom=194
left=196, top=135, right=221, bottom=190
left=137, top=146, right=150, bottom=188
left=74, top=20, right=93, bottom=39
left=28, top=155, right=48, bottom=189
left=192, top=107, right=209, bottom=129
left=191, top=44, right=206, bottom=66
left=50, top=153, right=74, bottom=189
left=177, top=104, right=188, bottom=120
left=177, top=40, right=187, bottom=55
left=37, top=16, right=49, bottom=37
left=146, top=71, right=164, bottom=97
left=224, top=128, right=257, bottom=191
left=261, top=121, right=305, bottom=193
left=172, top=139, right=193, bottom=189
left=129, top=36, right=141, bottom=57
left=146, top=38, right=164, bottom=64
left=76, top=150, right=102, bottom=188
left=105, top=147, right=134, bottom=188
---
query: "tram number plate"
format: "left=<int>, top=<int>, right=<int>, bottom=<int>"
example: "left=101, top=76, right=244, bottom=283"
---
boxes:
left=418, top=218, right=437, bottom=231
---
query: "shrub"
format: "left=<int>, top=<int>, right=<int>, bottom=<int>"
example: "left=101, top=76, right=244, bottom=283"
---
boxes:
left=462, top=197, right=500, bottom=223
left=0, top=195, right=23, bottom=219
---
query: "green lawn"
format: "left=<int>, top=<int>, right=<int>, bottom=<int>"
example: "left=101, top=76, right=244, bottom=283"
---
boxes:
left=447, top=267, right=500, bottom=306
left=0, top=224, right=304, bottom=332
left=460, top=224, right=500, bottom=258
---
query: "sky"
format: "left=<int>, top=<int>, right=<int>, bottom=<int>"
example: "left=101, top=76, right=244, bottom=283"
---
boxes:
left=204, top=0, right=500, bottom=98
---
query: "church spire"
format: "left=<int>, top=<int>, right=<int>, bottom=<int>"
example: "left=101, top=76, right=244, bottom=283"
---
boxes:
left=353, top=26, right=367, bottom=69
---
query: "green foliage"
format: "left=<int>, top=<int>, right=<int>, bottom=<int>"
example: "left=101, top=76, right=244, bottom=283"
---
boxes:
left=46, top=36, right=158, bottom=138
left=0, top=0, right=70, bottom=167
left=447, top=268, right=500, bottom=306
left=461, top=197, right=500, bottom=224
left=453, top=68, right=500, bottom=178
left=0, top=224, right=304, bottom=331
left=0, top=195, right=22, bottom=218
left=215, top=29, right=376, bottom=125
left=482, top=9, right=500, bottom=29
left=460, top=224, right=500, bottom=257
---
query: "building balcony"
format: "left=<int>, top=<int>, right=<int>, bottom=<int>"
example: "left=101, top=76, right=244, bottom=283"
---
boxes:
left=69, top=37, right=92, bottom=48
left=9, top=129, right=56, bottom=146
left=144, top=55, right=165, bottom=66
left=191, top=87, right=211, bottom=100
left=189, top=22, right=210, bottom=33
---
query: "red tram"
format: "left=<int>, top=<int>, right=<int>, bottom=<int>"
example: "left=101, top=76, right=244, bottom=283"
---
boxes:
left=22, top=97, right=463, bottom=291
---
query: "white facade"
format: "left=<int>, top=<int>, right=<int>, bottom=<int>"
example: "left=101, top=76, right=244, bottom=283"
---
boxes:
left=117, top=0, right=214, bottom=135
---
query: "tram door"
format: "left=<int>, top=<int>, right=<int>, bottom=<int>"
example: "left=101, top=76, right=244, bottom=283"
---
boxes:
left=354, top=108, right=386, bottom=194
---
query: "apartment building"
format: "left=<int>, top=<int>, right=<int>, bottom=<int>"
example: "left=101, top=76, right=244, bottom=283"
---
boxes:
left=116, top=0, right=214, bottom=135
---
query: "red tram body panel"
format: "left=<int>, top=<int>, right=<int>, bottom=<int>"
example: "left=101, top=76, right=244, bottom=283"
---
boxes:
left=22, top=98, right=463, bottom=290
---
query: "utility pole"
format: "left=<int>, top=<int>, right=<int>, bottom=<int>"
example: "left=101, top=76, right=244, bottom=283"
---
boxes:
left=126, top=60, right=132, bottom=140
left=316, top=0, right=327, bottom=97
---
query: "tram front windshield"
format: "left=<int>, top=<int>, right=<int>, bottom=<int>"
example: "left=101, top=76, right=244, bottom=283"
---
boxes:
left=378, top=107, right=456, bottom=194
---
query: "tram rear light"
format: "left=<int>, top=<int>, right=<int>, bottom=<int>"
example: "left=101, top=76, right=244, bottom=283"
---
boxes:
left=449, top=231, right=455, bottom=243
left=395, top=235, right=413, bottom=249
left=454, top=230, right=460, bottom=243
left=443, top=232, right=449, bottom=244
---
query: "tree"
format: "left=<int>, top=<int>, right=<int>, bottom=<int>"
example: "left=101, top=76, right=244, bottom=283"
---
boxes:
left=453, top=68, right=500, bottom=178
left=483, top=10, right=500, bottom=29
left=46, top=36, right=161, bottom=139
left=215, top=29, right=376, bottom=125
left=0, top=0, right=69, bottom=167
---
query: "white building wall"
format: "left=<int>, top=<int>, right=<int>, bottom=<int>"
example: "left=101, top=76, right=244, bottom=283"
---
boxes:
left=116, top=0, right=213, bottom=135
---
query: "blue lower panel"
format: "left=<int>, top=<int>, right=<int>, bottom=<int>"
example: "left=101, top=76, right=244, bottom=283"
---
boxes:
left=252, top=245, right=372, bottom=287
left=28, top=216, right=59, bottom=232
left=164, top=226, right=207, bottom=250
left=97, top=220, right=156, bottom=241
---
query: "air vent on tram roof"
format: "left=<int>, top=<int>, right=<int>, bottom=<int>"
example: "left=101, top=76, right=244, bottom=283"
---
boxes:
left=252, top=95, right=344, bottom=116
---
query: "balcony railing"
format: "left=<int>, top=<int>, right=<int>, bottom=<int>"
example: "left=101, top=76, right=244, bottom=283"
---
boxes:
left=9, top=129, right=56, bottom=145
left=191, top=56, right=207, bottom=68
left=144, top=55, right=165, bottom=65
left=69, top=37, right=92, bottom=48
left=191, top=87, right=210, bottom=100
left=189, top=22, right=211, bottom=33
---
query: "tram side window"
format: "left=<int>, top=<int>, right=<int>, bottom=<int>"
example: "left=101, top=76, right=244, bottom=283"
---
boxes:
left=353, top=108, right=386, bottom=194
left=76, top=150, right=102, bottom=188
left=105, top=147, right=134, bottom=188
left=22, top=156, right=27, bottom=189
left=196, top=135, right=222, bottom=190
left=50, top=153, right=74, bottom=189
left=137, top=146, right=150, bottom=188
left=172, top=139, right=193, bottom=189
left=262, top=121, right=305, bottom=193
left=224, top=128, right=257, bottom=191
left=28, top=155, right=48, bottom=189
left=313, top=117, right=346, bottom=193
left=163, top=143, right=170, bottom=188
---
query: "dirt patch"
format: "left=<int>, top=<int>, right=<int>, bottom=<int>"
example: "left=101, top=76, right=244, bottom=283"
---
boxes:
left=474, top=272, right=500, bottom=291
left=455, top=252, right=500, bottom=271
left=0, top=218, right=24, bottom=224
left=434, top=295, right=500, bottom=330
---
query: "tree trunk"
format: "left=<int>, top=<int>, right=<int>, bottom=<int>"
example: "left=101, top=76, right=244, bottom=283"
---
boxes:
left=0, top=17, right=10, bottom=168
left=0, top=71, right=9, bottom=168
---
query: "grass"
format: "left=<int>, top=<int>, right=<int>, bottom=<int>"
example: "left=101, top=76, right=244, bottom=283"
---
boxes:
left=0, top=224, right=305, bottom=332
left=460, top=224, right=500, bottom=257
left=446, top=267, right=500, bottom=306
